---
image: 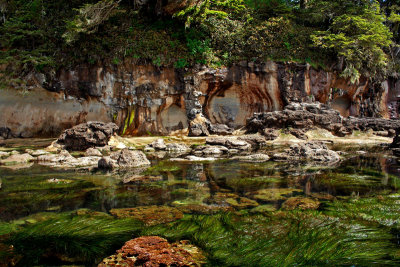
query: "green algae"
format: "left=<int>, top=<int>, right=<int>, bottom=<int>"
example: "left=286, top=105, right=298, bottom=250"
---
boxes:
left=247, top=188, right=303, bottom=202
left=142, top=212, right=400, bottom=266
left=225, top=176, right=282, bottom=192
left=143, top=160, right=181, bottom=175
left=0, top=144, right=400, bottom=265
left=110, top=205, right=184, bottom=226
left=9, top=214, right=142, bottom=265
left=325, top=194, right=400, bottom=228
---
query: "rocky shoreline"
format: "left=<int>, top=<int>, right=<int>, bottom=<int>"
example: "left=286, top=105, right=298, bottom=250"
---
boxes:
left=1, top=117, right=397, bottom=171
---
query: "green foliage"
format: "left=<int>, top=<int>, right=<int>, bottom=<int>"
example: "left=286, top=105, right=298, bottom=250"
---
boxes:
left=9, top=214, right=142, bottom=264
left=143, top=212, right=399, bottom=266
left=0, top=0, right=397, bottom=85
left=174, top=0, right=247, bottom=28
left=311, top=3, right=392, bottom=82
left=63, top=0, right=121, bottom=43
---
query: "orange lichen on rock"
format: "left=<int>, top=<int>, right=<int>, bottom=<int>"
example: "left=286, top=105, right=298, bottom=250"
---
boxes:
left=98, top=236, right=205, bottom=267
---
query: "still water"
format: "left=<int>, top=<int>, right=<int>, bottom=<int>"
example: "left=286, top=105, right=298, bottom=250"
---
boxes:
left=1, top=143, right=400, bottom=266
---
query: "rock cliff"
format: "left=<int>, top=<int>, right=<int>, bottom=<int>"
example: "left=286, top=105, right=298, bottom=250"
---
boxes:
left=1, top=60, right=399, bottom=138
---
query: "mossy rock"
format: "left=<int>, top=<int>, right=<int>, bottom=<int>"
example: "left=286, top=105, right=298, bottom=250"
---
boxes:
left=225, top=176, right=282, bottom=192
left=247, top=188, right=303, bottom=202
left=281, top=197, right=320, bottom=210
left=249, top=204, right=278, bottom=214
left=226, top=197, right=259, bottom=209
left=109, top=205, right=183, bottom=226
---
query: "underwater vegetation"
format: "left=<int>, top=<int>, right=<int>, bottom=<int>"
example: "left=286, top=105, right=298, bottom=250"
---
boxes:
left=143, top=212, right=400, bottom=266
left=1, top=153, right=400, bottom=265
left=5, top=213, right=142, bottom=265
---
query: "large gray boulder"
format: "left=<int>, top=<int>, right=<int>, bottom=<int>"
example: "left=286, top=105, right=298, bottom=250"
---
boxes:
left=98, top=149, right=150, bottom=170
left=57, top=121, right=119, bottom=151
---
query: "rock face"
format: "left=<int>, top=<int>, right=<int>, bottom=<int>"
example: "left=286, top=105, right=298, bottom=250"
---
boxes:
left=57, top=121, right=118, bottom=150
left=99, top=236, right=205, bottom=267
left=247, top=102, right=400, bottom=138
left=273, top=142, right=340, bottom=163
left=2, top=60, right=399, bottom=138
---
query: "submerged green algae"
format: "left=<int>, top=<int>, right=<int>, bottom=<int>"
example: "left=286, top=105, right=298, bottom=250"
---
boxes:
left=0, top=150, right=400, bottom=265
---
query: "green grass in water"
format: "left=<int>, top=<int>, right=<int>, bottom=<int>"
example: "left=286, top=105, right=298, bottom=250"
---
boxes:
left=8, top=214, right=142, bottom=265
left=142, top=212, right=400, bottom=266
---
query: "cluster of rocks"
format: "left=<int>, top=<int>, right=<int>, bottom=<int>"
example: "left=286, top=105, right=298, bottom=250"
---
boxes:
left=144, top=139, right=190, bottom=153
left=99, top=236, right=205, bottom=267
left=273, top=142, right=340, bottom=164
left=0, top=119, right=348, bottom=170
left=188, top=113, right=234, bottom=136
left=246, top=102, right=400, bottom=138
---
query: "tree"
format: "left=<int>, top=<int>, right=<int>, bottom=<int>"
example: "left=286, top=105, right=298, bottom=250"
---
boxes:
left=63, top=0, right=122, bottom=43
left=311, top=3, right=392, bottom=82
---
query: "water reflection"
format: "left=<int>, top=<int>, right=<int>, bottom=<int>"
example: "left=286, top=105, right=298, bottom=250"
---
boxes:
left=0, top=152, right=399, bottom=221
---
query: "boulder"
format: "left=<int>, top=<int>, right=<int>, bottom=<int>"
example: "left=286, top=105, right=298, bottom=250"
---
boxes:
left=193, top=145, right=228, bottom=156
left=238, top=135, right=267, bottom=149
left=56, top=121, right=118, bottom=151
left=0, top=153, right=34, bottom=165
left=206, top=137, right=252, bottom=150
left=98, top=156, right=118, bottom=169
left=188, top=113, right=210, bottom=136
left=98, top=149, right=150, bottom=169
left=165, top=143, right=190, bottom=153
left=151, top=138, right=167, bottom=150
left=37, top=150, right=75, bottom=163
left=206, top=137, right=228, bottom=146
left=85, top=148, right=102, bottom=157
left=209, top=123, right=233, bottom=135
left=37, top=150, right=101, bottom=168
left=0, top=127, right=12, bottom=139
left=0, top=151, right=10, bottom=158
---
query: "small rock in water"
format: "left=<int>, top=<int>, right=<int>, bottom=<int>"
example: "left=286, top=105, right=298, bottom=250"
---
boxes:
left=165, top=143, right=190, bottom=152
left=149, top=138, right=167, bottom=150
left=0, top=153, right=34, bottom=165
left=232, top=153, right=270, bottom=162
left=85, top=147, right=102, bottom=157
left=281, top=197, right=320, bottom=210
left=0, top=151, right=10, bottom=158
